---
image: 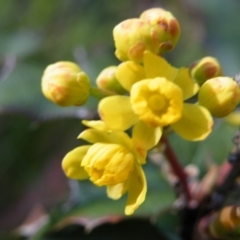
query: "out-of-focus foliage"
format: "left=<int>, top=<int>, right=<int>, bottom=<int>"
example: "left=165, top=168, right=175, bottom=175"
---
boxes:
left=1, top=0, right=240, bottom=239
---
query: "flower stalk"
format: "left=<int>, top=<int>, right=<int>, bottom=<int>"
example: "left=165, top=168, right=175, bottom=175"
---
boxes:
left=90, top=86, right=116, bottom=99
left=161, top=136, right=191, bottom=203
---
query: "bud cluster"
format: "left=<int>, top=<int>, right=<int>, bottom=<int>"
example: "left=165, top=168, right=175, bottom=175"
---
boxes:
left=113, top=8, right=181, bottom=63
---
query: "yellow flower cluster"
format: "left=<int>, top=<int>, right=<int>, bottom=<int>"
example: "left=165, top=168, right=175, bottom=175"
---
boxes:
left=41, top=7, right=240, bottom=215
left=99, top=51, right=213, bottom=141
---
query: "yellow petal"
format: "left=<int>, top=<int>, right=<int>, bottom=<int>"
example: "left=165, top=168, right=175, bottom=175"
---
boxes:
left=125, top=163, right=147, bottom=215
left=82, top=120, right=108, bottom=131
left=98, top=96, right=139, bottom=131
left=110, top=131, right=133, bottom=150
left=62, top=146, right=90, bottom=180
left=107, top=181, right=128, bottom=200
left=132, top=121, right=162, bottom=163
left=79, top=124, right=134, bottom=150
left=143, top=51, right=178, bottom=80
left=78, top=129, right=113, bottom=143
left=173, top=68, right=199, bottom=100
left=171, top=103, right=213, bottom=141
left=116, top=61, right=146, bottom=91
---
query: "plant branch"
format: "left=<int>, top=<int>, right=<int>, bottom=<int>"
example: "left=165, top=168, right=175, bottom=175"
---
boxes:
left=161, top=136, right=191, bottom=204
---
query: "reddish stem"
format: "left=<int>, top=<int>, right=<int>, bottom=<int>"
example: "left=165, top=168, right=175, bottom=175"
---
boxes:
left=161, top=136, right=191, bottom=203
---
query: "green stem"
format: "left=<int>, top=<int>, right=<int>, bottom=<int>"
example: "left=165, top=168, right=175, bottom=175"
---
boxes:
left=90, top=86, right=116, bottom=99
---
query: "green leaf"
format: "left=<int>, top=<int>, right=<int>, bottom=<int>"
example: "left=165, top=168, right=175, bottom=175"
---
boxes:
left=0, top=110, right=85, bottom=232
left=169, top=121, right=238, bottom=173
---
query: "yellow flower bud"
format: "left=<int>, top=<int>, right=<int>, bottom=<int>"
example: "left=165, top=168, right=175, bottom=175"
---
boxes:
left=198, top=77, right=240, bottom=117
left=81, top=143, right=134, bottom=186
left=209, top=206, right=240, bottom=238
left=190, top=57, right=223, bottom=86
left=225, top=111, right=240, bottom=126
left=96, top=66, right=126, bottom=94
left=140, top=8, right=181, bottom=54
left=41, top=61, right=91, bottom=107
left=113, top=18, right=153, bottom=63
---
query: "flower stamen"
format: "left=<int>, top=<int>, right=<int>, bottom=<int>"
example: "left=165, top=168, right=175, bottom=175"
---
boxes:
left=148, top=94, right=167, bottom=111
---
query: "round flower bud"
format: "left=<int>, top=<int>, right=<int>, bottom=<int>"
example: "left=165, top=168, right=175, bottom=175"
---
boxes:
left=198, top=77, right=240, bottom=118
left=41, top=61, right=91, bottom=107
left=96, top=66, right=126, bottom=94
left=190, top=57, right=223, bottom=86
left=225, top=111, right=240, bottom=126
left=81, top=143, right=134, bottom=186
left=140, top=8, right=181, bottom=53
left=113, top=18, right=153, bottom=63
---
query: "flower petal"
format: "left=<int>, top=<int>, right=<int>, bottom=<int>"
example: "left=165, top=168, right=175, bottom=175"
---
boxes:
left=62, top=145, right=90, bottom=180
left=125, top=163, right=147, bottom=215
left=133, top=121, right=162, bottom=163
left=107, top=181, right=128, bottom=200
left=116, top=61, right=146, bottom=91
left=143, top=51, right=178, bottom=80
left=98, top=96, right=139, bottom=131
left=78, top=129, right=113, bottom=143
left=173, top=68, right=199, bottom=100
left=110, top=131, right=133, bottom=150
left=80, top=120, right=134, bottom=152
left=171, top=103, right=213, bottom=141
left=82, top=120, right=108, bottom=131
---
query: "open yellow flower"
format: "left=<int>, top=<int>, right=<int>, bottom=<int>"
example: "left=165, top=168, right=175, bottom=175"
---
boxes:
left=62, top=120, right=151, bottom=215
left=99, top=51, right=213, bottom=141
left=131, top=77, right=183, bottom=127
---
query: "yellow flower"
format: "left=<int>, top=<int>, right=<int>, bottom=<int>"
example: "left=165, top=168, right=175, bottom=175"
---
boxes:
left=62, top=120, right=151, bottom=215
left=82, top=143, right=134, bottom=186
left=99, top=51, right=213, bottom=141
left=131, top=77, right=183, bottom=127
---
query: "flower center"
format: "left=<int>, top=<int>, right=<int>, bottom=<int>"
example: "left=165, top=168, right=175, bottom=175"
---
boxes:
left=130, top=77, right=183, bottom=127
left=148, top=94, right=167, bottom=111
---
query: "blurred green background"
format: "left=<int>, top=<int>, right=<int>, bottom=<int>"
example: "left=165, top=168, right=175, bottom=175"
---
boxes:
left=0, top=0, right=239, bottom=239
